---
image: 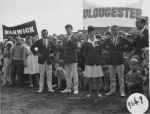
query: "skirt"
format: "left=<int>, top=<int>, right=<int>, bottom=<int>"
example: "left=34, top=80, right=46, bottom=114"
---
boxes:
left=84, top=65, right=104, bottom=78
left=24, top=55, right=39, bottom=75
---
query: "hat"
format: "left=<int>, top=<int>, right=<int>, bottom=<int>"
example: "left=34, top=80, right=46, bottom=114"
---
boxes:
left=5, top=41, right=14, bottom=47
left=87, top=26, right=95, bottom=33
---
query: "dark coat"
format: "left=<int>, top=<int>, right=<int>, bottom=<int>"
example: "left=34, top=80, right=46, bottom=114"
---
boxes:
left=81, top=41, right=102, bottom=65
left=102, top=38, right=125, bottom=65
left=133, top=29, right=149, bottom=52
left=61, top=35, right=78, bottom=64
left=31, top=39, right=56, bottom=65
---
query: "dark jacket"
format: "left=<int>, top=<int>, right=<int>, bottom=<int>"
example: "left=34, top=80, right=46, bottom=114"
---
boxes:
left=81, top=41, right=102, bottom=65
left=103, top=38, right=125, bottom=65
left=133, top=29, right=149, bottom=52
left=61, top=35, right=78, bottom=64
left=31, top=39, right=56, bottom=65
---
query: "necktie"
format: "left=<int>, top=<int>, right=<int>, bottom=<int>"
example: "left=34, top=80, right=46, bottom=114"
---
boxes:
left=113, top=35, right=118, bottom=46
left=115, top=37, right=118, bottom=46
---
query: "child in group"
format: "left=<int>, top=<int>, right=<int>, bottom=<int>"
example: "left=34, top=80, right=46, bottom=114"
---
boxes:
left=141, top=47, right=149, bottom=95
left=24, top=36, right=39, bottom=88
left=54, top=39, right=66, bottom=89
left=81, top=26, right=104, bottom=98
left=2, top=41, right=14, bottom=86
left=54, top=61, right=66, bottom=89
left=125, top=55, right=146, bottom=94
left=0, top=48, right=3, bottom=73
left=101, top=31, right=112, bottom=92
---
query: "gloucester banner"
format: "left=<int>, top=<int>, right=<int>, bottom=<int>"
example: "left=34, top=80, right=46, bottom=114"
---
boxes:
left=83, top=0, right=143, bottom=28
left=2, top=20, right=38, bottom=39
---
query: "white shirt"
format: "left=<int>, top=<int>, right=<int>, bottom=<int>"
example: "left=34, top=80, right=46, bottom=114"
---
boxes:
left=43, top=39, right=48, bottom=48
left=112, top=33, right=119, bottom=46
left=88, top=35, right=98, bottom=47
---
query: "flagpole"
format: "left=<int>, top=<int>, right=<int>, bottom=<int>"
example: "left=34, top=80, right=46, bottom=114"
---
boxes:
left=82, top=0, right=85, bottom=30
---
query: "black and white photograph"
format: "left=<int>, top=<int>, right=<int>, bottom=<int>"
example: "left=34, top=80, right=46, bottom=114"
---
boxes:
left=0, top=0, right=149, bottom=114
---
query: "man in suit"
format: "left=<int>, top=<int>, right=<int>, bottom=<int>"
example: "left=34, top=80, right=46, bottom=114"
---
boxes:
left=60, top=24, right=79, bottom=94
left=134, top=17, right=149, bottom=53
left=31, top=29, right=55, bottom=93
left=105, top=25, right=126, bottom=97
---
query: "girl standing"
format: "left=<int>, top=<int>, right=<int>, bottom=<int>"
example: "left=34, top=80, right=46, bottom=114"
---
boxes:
left=81, top=26, right=104, bottom=98
left=2, top=41, right=14, bottom=86
left=23, top=36, right=39, bottom=88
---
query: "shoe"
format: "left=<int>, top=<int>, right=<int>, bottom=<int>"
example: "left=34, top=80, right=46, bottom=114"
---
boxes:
left=61, top=89, right=71, bottom=93
left=106, top=91, right=114, bottom=96
left=48, top=89, right=55, bottom=93
left=85, top=94, right=91, bottom=98
left=37, top=89, right=43, bottom=93
left=121, top=92, right=126, bottom=97
left=98, top=93, right=102, bottom=97
left=73, top=90, right=79, bottom=95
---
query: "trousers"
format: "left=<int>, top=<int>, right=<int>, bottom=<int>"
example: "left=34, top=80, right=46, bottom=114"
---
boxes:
left=108, top=64, right=125, bottom=94
left=64, top=63, right=78, bottom=91
left=11, top=60, right=24, bottom=85
left=39, top=63, right=52, bottom=90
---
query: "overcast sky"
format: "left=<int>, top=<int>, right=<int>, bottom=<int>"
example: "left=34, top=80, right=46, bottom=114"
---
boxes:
left=0, top=0, right=149, bottom=41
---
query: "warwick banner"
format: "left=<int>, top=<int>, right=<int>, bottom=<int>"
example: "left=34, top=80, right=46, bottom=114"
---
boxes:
left=83, top=0, right=143, bottom=28
left=2, top=20, right=38, bottom=39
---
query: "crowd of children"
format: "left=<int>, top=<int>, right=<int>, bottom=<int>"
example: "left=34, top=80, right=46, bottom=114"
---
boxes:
left=0, top=18, right=149, bottom=98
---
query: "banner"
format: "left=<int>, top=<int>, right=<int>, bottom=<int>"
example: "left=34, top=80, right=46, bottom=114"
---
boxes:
left=83, top=0, right=143, bottom=28
left=2, top=20, right=38, bottom=39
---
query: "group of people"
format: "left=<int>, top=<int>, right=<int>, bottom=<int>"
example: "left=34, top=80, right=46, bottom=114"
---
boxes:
left=0, top=17, right=149, bottom=98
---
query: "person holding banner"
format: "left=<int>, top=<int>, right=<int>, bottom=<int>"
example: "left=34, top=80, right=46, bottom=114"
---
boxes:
left=105, top=25, right=126, bottom=97
left=31, top=29, right=55, bottom=93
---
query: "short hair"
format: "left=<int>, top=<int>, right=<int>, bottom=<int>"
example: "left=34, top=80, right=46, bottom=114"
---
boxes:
left=137, top=17, right=146, bottom=25
left=141, top=18, right=146, bottom=25
left=41, top=29, right=48, bottom=34
left=65, top=24, right=73, bottom=29
left=88, top=26, right=95, bottom=33
left=111, top=25, right=119, bottom=31
left=105, top=31, right=111, bottom=36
